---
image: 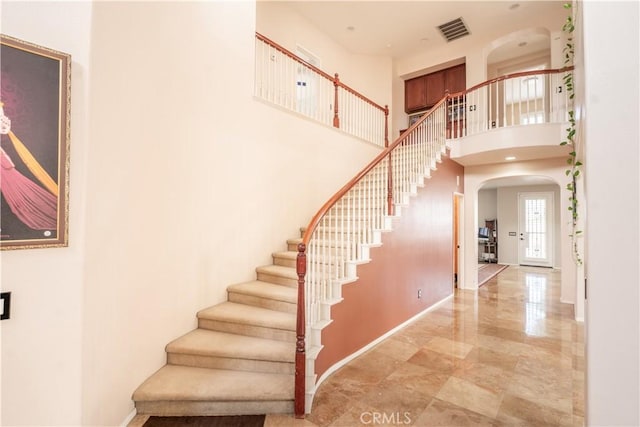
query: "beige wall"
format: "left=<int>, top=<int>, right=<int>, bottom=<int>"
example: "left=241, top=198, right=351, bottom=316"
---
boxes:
left=2, top=2, right=383, bottom=425
left=1, top=2, right=92, bottom=425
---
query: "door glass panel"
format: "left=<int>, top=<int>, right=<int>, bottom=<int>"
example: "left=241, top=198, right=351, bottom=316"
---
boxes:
left=525, top=198, right=547, bottom=259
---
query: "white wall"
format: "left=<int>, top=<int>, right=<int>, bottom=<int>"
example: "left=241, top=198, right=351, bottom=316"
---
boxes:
left=2, top=2, right=384, bottom=425
left=496, top=184, right=561, bottom=267
left=1, top=2, right=92, bottom=425
left=582, top=1, right=640, bottom=425
left=478, top=188, right=497, bottom=224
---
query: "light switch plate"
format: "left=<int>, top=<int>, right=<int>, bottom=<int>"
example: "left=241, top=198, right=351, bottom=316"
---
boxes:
left=1, top=292, right=11, bottom=320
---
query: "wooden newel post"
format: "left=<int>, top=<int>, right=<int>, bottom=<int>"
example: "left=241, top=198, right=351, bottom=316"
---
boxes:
left=384, top=105, right=389, bottom=148
left=294, top=243, right=307, bottom=418
left=333, top=73, right=340, bottom=128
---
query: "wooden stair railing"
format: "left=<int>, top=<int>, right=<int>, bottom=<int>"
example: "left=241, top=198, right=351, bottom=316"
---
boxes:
left=445, top=66, right=575, bottom=139
left=255, top=32, right=389, bottom=147
left=294, top=96, right=449, bottom=417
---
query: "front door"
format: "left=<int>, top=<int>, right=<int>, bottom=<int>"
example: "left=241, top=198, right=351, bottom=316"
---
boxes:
left=518, top=192, right=553, bottom=267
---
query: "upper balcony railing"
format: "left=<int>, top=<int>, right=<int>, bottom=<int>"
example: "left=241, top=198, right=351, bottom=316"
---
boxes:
left=445, top=66, right=574, bottom=139
left=255, top=33, right=389, bottom=148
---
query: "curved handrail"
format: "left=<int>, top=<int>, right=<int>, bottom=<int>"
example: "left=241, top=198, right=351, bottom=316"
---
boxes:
left=293, top=95, right=447, bottom=417
left=300, top=95, right=448, bottom=246
left=256, top=32, right=387, bottom=114
left=448, top=65, right=575, bottom=98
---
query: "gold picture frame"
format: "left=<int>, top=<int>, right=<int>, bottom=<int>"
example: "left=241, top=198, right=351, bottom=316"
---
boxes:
left=1, top=34, right=71, bottom=250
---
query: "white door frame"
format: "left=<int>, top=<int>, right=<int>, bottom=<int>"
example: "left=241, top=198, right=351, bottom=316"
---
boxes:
left=453, top=192, right=465, bottom=289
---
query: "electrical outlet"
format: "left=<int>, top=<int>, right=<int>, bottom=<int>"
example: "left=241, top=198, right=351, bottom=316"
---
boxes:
left=417, top=289, right=422, bottom=299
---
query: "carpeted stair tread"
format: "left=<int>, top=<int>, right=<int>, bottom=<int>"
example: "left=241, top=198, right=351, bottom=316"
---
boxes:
left=133, top=365, right=293, bottom=402
left=197, top=302, right=295, bottom=331
left=272, top=251, right=298, bottom=260
left=166, top=329, right=295, bottom=363
left=227, top=281, right=297, bottom=304
left=271, top=251, right=298, bottom=268
left=255, top=264, right=297, bottom=279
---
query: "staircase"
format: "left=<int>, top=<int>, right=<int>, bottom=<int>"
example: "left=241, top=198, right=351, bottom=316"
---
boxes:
left=133, top=96, right=451, bottom=417
left=132, top=242, right=303, bottom=416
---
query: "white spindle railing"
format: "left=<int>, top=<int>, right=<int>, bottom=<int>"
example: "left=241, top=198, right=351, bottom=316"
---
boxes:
left=300, top=99, right=448, bottom=345
left=255, top=33, right=388, bottom=147
left=447, top=68, right=573, bottom=139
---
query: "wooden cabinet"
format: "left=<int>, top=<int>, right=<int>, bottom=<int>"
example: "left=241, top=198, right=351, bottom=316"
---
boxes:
left=404, top=77, right=427, bottom=112
left=445, top=64, right=466, bottom=95
left=404, top=64, right=466, bottom=113
left=425, top=71, right=446, bottom=107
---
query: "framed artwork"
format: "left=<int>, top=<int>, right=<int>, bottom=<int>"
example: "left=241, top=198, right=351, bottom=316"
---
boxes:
left=408, top=110, right=428, bottom=127
left=1, top=35, right=71, bottom=250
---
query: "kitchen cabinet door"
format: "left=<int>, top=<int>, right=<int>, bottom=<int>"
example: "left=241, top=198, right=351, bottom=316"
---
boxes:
left=405, top=76, right=427, bottom=113
left=425, top=70, right=446, bottom=107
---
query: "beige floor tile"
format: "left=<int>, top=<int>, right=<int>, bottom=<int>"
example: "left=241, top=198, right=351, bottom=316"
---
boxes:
left=413, top=398, right=496, bottom=426
left=436, top=376, right=504, bottom=419
left=380, top=361, right=450, bottom=397
left=507, top=372, right=572, bottom=414
left=265, top=413, right=320, bottom=427
left=307, top=387, right=355, bottom=427
left=463, top=346, right=520, bottom=371
left=452, top=360, right=514, bottom=394
left=496, top=394, right=573, bottom=426
left=327, top=401, right=387, bottom=427
left=407, top=348, right=465, bottom=374
left=372, top=336, right=421, bottom=362
left=422, top=336, right=474, bottom=359
left=357, top=381, right=432, bottom=422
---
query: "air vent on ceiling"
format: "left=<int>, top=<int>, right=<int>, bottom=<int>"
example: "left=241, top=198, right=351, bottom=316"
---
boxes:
left=437, top=17, right=470, bottom=42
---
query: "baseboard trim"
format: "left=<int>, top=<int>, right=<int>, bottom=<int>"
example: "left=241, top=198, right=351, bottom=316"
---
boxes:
left=120, top=408, right=137, bottom=427
left=307, top=293, right=454, bottom=411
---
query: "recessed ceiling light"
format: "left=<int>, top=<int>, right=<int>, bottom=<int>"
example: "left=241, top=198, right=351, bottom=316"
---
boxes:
left=505, top=156, right=516, bottom=161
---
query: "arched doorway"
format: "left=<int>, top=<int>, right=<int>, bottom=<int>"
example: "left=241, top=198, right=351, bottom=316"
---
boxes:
left=478, top=175, right=560, bottom=268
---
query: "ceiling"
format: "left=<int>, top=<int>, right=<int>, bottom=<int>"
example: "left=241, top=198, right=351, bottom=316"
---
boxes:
left=284, top=1, right=567, bottom=61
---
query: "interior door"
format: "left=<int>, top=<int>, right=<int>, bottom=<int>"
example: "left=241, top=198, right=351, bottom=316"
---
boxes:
left=518, top=192, right=553, bottom=267
left=295, top=47, right=320, bottom=117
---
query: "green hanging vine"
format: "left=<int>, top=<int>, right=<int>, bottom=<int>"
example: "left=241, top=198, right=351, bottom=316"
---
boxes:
left=560, top=2, right=583, bottom=265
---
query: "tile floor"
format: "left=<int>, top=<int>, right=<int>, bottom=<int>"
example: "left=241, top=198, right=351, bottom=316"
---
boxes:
left=130, top=266, right=584, bottom=427
left=265, top=265, right=584, bottom=426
